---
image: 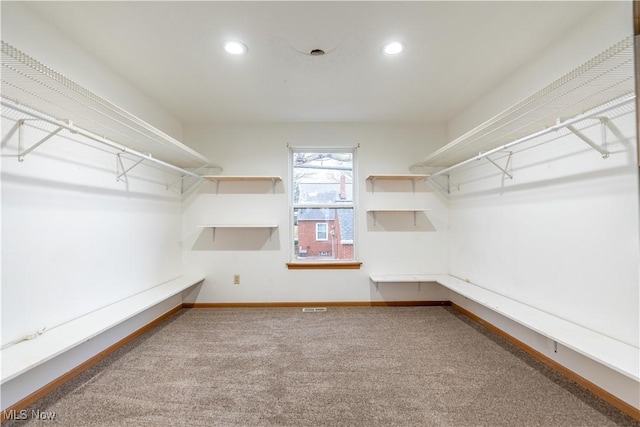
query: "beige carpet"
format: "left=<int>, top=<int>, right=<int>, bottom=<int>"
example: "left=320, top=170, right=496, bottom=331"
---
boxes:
left=7, top=307, right=639, bottom=426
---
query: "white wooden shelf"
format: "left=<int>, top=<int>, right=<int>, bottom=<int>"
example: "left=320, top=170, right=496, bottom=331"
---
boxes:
left=369, top=274, right=442, bottom=283
left=369, top=274, right=442, bottom=291
left=366, top=174, right=428, bottom=193
left=0, top=274, right=205, bottom=385
left=202, top=176, right=282, bottom=182
left=369, top=274, right=639, bottom=382
left=202, top=175, right=282, bottom=194
left=198, top=224, right=278, bottom=241
left=366, top=209, right=430, bottom=212
left=0, top=41, right=216, bottom=175
left=366, top=174, right=428, bottom=181
left=411, top=36, right=635, bottom=172
left=366, top=209, right=430, bottom=226
left=197, top=224, right=279, bottom=228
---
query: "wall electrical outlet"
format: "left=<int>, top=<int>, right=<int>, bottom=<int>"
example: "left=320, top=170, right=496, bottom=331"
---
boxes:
left=233, top=275, right=240, bottom=285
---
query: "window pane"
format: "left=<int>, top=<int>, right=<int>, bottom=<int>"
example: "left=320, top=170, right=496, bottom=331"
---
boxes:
left=316, top=223, right=328, bottom=241
left=294, top=208, right=354, bottom=261
left=293, top=152, right=353, bottom=205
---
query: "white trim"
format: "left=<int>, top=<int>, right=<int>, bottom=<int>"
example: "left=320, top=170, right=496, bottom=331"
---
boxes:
left=316, top=222, right=329, bottom=241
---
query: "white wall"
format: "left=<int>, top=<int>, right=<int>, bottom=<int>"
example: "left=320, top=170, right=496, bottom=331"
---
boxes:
left=1, top=1, right=189, bottom=347
left=444, top=0, right=639, bottom=408
left=182, top=122, right=450, bottom=303
left=448, top=116, right=639, bottom=346
left=1, top=2, right=190, bottom=410
left=1, top=121, right=184, bottom=347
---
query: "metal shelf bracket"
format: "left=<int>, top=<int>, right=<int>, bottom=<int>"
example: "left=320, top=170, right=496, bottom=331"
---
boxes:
left=116, top=153, right=145, bottom=183
left=17, top=119, right=63, bottom=162
left=597, top=116, right=625, bottom=143
left=483, top=151, right=513, bottom=179
left=167, top=164, right=207, bottom=193
left=566, top=124, right=610, bottom=159
left=429, top=175, right=450, bottom=195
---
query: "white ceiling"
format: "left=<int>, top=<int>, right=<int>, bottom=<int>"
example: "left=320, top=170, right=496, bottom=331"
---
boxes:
left=23, top=1, right=604, bottom=126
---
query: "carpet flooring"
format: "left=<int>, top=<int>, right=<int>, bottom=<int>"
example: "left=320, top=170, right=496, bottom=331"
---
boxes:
left=6, top=306, right=639, bottom=426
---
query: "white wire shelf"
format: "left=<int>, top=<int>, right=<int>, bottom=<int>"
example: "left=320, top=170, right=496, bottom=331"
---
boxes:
left=412, top=36, right=636, bottom=169
left=1, top=41, right=216, bottom=171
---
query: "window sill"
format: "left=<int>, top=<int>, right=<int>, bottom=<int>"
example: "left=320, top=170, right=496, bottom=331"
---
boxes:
left=286, top=262, right=362, bottom=270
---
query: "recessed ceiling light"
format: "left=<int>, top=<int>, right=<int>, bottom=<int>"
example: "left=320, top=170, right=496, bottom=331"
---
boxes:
left=383, top=41, right=404, bottom=56
left=224, top=41, right=247, bottom=55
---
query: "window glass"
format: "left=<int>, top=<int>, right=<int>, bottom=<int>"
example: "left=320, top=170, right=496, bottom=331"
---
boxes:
left=291, top=150, right=355, bottom=262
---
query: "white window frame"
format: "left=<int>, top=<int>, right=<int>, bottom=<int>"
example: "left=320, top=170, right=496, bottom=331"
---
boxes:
left=289, top=146, right=358, bottom=264
left=316, top=223, right=328, bottom=241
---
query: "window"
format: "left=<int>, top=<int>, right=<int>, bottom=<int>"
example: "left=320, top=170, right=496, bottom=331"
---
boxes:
left=316, top=223, right=328, bottom=241
left=289, top=148, right=359, bottom=268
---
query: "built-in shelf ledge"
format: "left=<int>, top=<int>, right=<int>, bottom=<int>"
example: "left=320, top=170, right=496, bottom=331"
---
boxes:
left=286, top=262, right=363, bottom=270
left=366, top=174, right=429, bottom=193
left=366, top=209, right=431, bottom=226
left=202, top=176, right=282, bottom=182
left=0, top=275, right=204, bottom=385
left=369, top=274, right=442, bottom=291
left=368, top=274, right=639, bottom=383
left=202, top=175, right=282, bottom=194
left=198, top=224, right=278, bottom=241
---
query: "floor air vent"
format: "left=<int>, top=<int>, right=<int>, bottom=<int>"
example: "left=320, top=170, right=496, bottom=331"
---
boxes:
left=302, top=307, right=327, bottom=313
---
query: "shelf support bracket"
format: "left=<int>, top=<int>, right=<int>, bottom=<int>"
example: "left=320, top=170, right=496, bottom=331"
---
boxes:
left=413, top=211, right=417, bottom=226
left=429, top=175, right=450, bottom=195
left=181, top=176, right=202, bottom=194
left=116, top=153, right=145, bottom=183
left=1, top=120, right=22, bottom=148
left=116, top=153, right=128, bottom=184
left=597, top=116, right=625, bottom=143
left=372, top=211, right=378, bottom=226
left=484, top=151, right=513, bottom=180
left=271, top=178, right=277, bottom=195
left=211, top=227, right=216, bottom=241
left=566, top=124, right=609, bottom=159
left=18, top=122, right=63, bottom=162
left=167, top=164, right=207, bottom=193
